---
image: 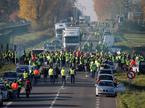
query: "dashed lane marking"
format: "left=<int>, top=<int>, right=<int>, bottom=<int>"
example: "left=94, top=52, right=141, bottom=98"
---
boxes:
left=49, top=75, right=69, bottom=108
left=96, top=97, right=100, bottom=108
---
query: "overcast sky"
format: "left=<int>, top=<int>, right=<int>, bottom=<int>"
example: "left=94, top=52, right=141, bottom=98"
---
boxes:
left=76, top=0, right=98, bottom=21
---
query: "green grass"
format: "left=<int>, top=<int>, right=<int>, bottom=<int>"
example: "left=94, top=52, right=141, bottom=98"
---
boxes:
left=115, top=33, right=145, bottom=48
left=0, top=64, right=16, bottom=74
left=13, top=30, right=48, bottom=44
left=115, top=73, right=145, bottom=108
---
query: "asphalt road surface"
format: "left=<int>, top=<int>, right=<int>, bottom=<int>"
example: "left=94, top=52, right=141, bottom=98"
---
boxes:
left=3, top=72, right=116, bottom=108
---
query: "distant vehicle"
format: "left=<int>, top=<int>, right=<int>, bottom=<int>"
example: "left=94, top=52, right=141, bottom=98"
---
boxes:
left=3, top=72, right=18, bottom=82
left=96, top=74, right=114, bottom=82
left=103, top=61, right=117, bottom=72
left=79, top=16, right=90, bottom=24
left=63, top=27, right=81, bottom=51
left=51, top=38, right=62, bottom=49
left=96, top=80, right=117, bottom=97
left=139, top=61, right=145, bottom=74
left=103, top=32, right=114, bottom=47
left=44, top=42, right=55, bottom=52
left=97, top=69, right=113, bottom=77
left=55, top=23, right=67, bottom=39
left=99, top=64, right=112, bottom=70
left=16, top=65, right=30, bottom=77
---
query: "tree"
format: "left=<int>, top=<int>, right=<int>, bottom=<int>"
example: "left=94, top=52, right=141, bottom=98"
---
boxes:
left=94, top=0, right=123, bottom=21
left=141, top=0, right=145, bottom=21
left=0, top=0, right=19, bottom=22
left=18, top=0, right=37, bottom=22
left=18, top=0, right=73, bottom=30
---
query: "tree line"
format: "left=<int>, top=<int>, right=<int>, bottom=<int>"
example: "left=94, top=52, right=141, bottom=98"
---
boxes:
left=0, top=0, right=73, bottom=30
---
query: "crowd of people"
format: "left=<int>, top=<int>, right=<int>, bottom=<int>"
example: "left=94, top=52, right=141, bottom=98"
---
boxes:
left=23, top=50, right=145, bottom=83
left=0, top=49, right=144, bottom=100
left=0, top=50, right=15, bottom=65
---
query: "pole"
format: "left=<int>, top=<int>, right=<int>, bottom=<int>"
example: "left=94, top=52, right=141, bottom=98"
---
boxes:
left=15, top=50, right=17, bottom=64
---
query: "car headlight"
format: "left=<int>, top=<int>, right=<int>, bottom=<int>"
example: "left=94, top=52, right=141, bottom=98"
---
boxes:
left=98, top=88, right=103, bottom=92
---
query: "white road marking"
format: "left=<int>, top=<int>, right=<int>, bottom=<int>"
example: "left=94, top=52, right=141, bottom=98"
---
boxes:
left=96, top=97, right=100, bottom=108
left=49, top=74, right=69, bottom=108
left=82, top=35, right=92, bottom=48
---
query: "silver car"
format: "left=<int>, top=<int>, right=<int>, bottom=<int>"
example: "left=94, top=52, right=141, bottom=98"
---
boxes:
left=96, top=80, right=117, bottom=97
left=97, top=69, right=113, bottom=77
left=96, top=74, right=114, bottom=82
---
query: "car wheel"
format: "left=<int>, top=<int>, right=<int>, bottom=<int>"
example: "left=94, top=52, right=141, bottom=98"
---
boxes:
left=113, top=93, right=117, bottom=97
left=0, top=101, right=3, bottom=106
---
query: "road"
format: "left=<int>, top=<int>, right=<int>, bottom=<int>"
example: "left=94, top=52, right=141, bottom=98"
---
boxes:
left=2, top=71, right=116, bottom=108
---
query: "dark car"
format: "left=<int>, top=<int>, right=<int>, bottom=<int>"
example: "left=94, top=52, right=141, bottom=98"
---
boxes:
left=16, top=65, right=30, bottom=77
left=3, top=72, right=18, bottom=82
left=139, top=61, right=145, bottom=74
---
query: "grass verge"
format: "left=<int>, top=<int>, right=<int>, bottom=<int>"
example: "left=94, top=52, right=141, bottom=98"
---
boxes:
left=114, top=33, right=145, bottom=48
left=13, top=30, right=49, bottom=44
left=0, top=64, right=16, bottom=74
left=115, top=72, right=145, bottom=108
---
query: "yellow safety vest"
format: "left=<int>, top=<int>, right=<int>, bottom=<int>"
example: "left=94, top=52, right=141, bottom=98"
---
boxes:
left=61, top=69, right=65, bottom=76
left=23, top=72, right=28, bottom=79
left=70, top=69, right=75, bottom=75
left=49, top=68, right=54, bottom=76
left=95, top=60, right=100, bottom=68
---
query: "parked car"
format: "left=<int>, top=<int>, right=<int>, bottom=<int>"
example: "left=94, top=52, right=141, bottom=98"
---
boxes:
left=96, top=80, right=117, bottom=97
left=96, top=74, right=114, bottom=83
left=16, top=65, right=30, bottom=78
left=97, top=69, right=113, bottom=77
left=99, top=64, right=111, bottom=70
left=3, top=72, right=18, bottom=82
left=103, top=61, right=117, bottom=72
left=139, top=61, right=145, bottom=74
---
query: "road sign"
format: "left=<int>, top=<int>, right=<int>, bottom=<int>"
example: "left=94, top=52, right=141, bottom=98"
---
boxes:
left=127, top=71, right=135, bottom=79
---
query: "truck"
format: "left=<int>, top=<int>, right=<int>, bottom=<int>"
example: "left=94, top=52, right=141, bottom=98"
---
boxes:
left=63, top=27, right=81, bottom=51
left=79, top=16, right=90, bottom=24
left=103, top=32, right=114, bottom=47
left=55, top=23, right=67, bottom=39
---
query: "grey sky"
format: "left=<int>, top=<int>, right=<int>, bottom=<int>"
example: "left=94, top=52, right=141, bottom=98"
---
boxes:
left=76, top=0, right=98, bottom=21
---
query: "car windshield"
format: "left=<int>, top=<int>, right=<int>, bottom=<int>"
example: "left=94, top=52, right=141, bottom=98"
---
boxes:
left=99, top=81, right=114, bottom=87
left=56, top=29, right=63, bottom=34
left=100, top=70, right=112, bottom=74
left=16, top=66, right=29, bottom=73
left=104, top=61, right=113, bottom=66
left=100, top=65, right=110, bottom=69
left=4, top=72, right=17, bottom=78
left=65, top=36, right=80, bottom=43
left=99, top=75, right=113, bottom=81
